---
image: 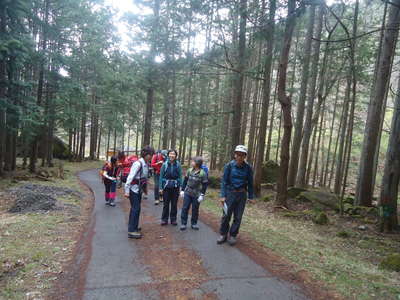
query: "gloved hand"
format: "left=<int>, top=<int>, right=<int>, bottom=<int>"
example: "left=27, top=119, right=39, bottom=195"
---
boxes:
left=197, top=194, right=205, bottom=203
left=180, top=191, right=185, bottom=198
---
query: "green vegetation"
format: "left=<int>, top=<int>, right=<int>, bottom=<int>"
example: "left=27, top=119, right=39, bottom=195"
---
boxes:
left=380, top=254, right=400, bottom=272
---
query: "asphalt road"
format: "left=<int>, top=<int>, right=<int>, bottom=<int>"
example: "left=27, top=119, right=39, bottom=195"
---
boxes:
left=78, top=169, right=310, bottom=300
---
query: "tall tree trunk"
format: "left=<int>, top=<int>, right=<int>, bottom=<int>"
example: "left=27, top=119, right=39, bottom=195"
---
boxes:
left=97, top=123, right=102, bottom=160
left=254, top=0, right=276, bottom=195
left=170, top=69, right=177, bottom=149
left=210, top=76, right=220, bottom=170
left=30, top=0, right=49, bottom=173
left=266, top=66, right=279, bottom=161
left=79, top=111, right=86, bottom=161
left=247, top=41, right=263, bottom=163
left=0, top=4, right=6, bottom=175
left=323, top=80, right=340, bottom=185
left=296, top=5, right=324, bottom=187
left=379, top=75, right=400, bottom=232
left=287, top=6, right=316, bottom=187
left=340, top=0, right=359, bottom=209
left=313, top=103, right=325, bottom=187
left=230, top=0, right=247, bottom=151
left=275, top=0, right=297, bottom=206
left=106, top=127, right=111, bottom=161
left=355, top=0, right=400, bottom=206
left=162, top=78, right=170, bottom=149
left=334, top=77, right=351, bottom=194
left=143, top=0, right=160, bottom=146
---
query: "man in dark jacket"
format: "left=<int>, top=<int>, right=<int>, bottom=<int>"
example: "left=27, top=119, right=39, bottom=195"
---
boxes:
left=217, top=145, right=254, bottom=246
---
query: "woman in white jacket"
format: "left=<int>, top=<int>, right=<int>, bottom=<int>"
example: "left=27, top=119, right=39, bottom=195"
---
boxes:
left=124, top=146, right=154, bottom=239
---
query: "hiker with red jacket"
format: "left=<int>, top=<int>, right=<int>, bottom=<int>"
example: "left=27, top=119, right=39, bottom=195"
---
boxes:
left=102, top=156, right=119, bottom=207
left=118, top=151, right=138, bottom=185
left=151, top=150, right=165, bottom=205
left=124, top=146, right=155, bottom=239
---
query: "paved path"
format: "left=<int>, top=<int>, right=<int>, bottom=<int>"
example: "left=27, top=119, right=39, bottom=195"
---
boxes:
left=78, top=169, right=310, bottom=300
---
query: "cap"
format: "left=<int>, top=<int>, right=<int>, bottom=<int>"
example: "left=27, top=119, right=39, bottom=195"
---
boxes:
left=234, top=145, right=247, bottom=154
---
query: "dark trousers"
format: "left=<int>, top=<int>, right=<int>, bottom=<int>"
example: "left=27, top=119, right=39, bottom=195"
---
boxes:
left=104, top=181, right=116, bottom=201
left=181, top=193, right=200, bottom=225
left=162, top=187, right=179, bottom=222
left=220, top=191, right=247, bottom=237
left=128, top=190, right=142, bottom=232
left=153, top=173, right=160, bottom=200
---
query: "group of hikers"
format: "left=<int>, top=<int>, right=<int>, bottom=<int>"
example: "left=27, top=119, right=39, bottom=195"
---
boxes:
left=101, top=144, right=254, bottom=246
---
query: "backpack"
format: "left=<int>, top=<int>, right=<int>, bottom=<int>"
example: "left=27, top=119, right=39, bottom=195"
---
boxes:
left=201, top=165, right=209, bottom=176
left=127, top=155, right=138, bottom=166
left=161, top=160, right=181, bottom=189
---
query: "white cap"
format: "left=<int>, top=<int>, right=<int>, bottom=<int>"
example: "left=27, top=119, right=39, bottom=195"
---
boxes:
left=234, top=145, right=247, bottom=154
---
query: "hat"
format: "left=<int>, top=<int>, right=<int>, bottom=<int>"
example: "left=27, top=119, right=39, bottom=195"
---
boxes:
left=234, top=145, right=247, bottom=154
left=193, top=156, right=203, bottom=167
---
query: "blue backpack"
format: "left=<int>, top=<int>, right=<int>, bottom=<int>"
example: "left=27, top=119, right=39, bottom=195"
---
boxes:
left=201, top=165, right=209, bottom=176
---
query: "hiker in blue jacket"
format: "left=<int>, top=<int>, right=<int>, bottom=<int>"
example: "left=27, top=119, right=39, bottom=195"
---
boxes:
left=217, top=145, right=254, bottom=246
left=159, top=150, right=183, bottom=226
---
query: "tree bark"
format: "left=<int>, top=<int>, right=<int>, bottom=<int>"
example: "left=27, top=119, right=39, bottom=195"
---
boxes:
left=287, top=6, right=316, bottom=187
left=379, top=75, right=400, bottom=232
left=170, top=69, right=177, bottom=149
left=254, top=0, right=276, bottom=195
left=162, top=78, right=170, bottom=149
left=355, top=0, right=400, bottom=206
left=296, top=5, right=324, bottom=187
left=0, top=4, right=6, bottom=175
left=142, top=0, right=160, bottom=146
left=230, top=0, right=247, bottom=151
left=275, top=0, right=298, bottom=206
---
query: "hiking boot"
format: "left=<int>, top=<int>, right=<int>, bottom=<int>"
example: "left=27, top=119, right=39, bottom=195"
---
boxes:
left=154, top=200, right=160, bottom=205
left=191, top=224, right=199, bottom=230
left=161, top=221, right=168, bottom=226
left=128, top=232, right=142, bottom=239
left=180, top=224, right=187, bottom=231
left=228, top=236, right=237, bottom=246
left=217, top=235, right=227, bottom=245
left=171, top=221, right=178, bottom=226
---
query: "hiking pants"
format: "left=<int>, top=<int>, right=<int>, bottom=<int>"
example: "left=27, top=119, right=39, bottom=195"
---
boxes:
left=181, top=193, right=200, bottom=226
left=219, top=191, right=247, bottom=237
left=128, top=190, right=142, bottom=232
left=104, top=181, right=117, bottom=202
left=162, top=187, right=179, bottom=223
left=154, top=173, right=160, bottom=200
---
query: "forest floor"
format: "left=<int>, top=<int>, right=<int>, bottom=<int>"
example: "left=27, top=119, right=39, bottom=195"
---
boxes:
left=202, top=188, right=400, bottom=300
left=0, top=160, right=101, bottom=300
